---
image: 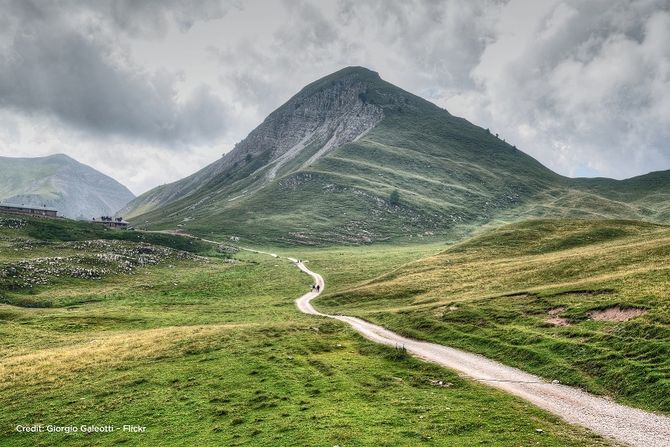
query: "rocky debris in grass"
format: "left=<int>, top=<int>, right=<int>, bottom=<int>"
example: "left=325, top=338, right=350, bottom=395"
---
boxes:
left=548, top=307, right=565, bottom=315
left=588, top=306, right=646, bottom=322
left=0, top=217, right=26, bottom=229
left=10, top=239, right=52, bottom=250
left=65, top=240, right=204, bottom=261
left=434, top=304, right=459, bottom=317
left=429, top=379, right=452, bottom=388
left=218, top=244, right=239, bottom=254
left=0, top=240, right=205, bottom=289
left=0, top=257, right=108, bottom=287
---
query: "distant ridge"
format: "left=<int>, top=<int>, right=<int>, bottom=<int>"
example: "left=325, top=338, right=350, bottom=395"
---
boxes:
left=0, top=154, right=135, bottom=219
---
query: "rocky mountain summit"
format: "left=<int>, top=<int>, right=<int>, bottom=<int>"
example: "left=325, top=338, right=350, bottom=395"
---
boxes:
left=229, top=68, right=385, bottom=181
left=120, top=67, right=398, bottom=218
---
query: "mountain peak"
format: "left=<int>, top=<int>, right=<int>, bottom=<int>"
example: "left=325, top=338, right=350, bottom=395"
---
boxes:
left=337, top=65, right=379, bottom=75
left=47, top=153, right=74, bottom=160
left=296, top=66, right=400, bottom=103
left=291, top=66, right=382, bottom=103
left=314, top=66, right=381, bottom=82
left=45, top=153, right=78, bottom=164
left=217, top=67, right=389, bottom=181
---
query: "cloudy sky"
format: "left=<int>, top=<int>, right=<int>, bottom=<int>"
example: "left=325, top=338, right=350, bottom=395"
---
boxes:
left=1, top=0, right=669, bottom=195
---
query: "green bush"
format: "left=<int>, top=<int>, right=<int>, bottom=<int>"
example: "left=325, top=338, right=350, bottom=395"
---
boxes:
left=389, top=189, right=400, bottom=206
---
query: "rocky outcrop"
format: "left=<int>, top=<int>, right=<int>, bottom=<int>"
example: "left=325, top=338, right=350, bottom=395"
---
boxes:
left=224, top=69, right=384, bottom=179
left=121, top=67, right=389, bottom=218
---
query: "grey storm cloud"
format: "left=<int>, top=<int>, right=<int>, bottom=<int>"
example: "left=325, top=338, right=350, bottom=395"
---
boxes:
left=104, top=0, right=237, bottom=36
left=327, top=0, right=670, bottom=179
left=0, top=0, right=233, bottom=146
left=462, top=0, right=670, bottom=178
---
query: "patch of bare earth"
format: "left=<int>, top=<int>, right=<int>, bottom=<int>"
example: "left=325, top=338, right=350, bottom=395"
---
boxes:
left=589, top=306, right=646, bottom=322
left=546, top=307, right=570, bottom=326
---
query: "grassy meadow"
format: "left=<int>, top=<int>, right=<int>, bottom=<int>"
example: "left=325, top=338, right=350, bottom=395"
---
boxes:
left=315, top=219, right=670, bottom=414
left=0, top=213, right=619, bottom=446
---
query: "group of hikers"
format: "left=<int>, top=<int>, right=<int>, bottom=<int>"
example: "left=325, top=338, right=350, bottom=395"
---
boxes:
left=297, top=259, right=320, bottom=292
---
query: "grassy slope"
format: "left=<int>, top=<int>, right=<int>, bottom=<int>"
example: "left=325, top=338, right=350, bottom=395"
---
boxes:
left=130, top=103, right=565, bottom=245
left=0, top=216, right=614, bottom=446
left=129, top=109, right=670, bottom=245
left=0, top=157, right=61, bottom=199
left=316, top=219, right=670, bottom=414
left=0, top=213, right=215, bottom=255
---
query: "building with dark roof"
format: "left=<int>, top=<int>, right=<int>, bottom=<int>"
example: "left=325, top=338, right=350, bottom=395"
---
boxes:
left=0, top=204, right=58, bottom=217
left=92, top=216, right=130, bottom=229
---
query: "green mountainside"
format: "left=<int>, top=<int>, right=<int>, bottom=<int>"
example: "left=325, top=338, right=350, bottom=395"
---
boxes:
left=0, top=154, right=135, bottom=219
left=122, top=67, right=670, bottom=245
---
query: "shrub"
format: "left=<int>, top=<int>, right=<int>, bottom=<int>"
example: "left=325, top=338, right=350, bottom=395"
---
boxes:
left=389, top=189, right=400, bottom=206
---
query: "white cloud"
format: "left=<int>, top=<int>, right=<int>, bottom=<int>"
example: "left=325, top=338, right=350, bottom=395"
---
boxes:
left=449, top=0, right=670, bottom=178
left=0, top=0, right=235, bottom=146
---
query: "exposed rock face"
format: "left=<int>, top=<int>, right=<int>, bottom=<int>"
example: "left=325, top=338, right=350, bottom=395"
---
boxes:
left=121, top=67, right=389, bottom=218
left=227, top=72, right=384, bottom=179
left=0, top=154, right=135, bottom=219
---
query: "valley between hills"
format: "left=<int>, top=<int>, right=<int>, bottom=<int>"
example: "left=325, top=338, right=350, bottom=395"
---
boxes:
left=2, top=67, right=670, bottom=447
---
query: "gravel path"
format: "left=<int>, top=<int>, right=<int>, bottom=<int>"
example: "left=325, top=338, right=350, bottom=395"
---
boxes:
left=290, top=258, right=670, bottom=447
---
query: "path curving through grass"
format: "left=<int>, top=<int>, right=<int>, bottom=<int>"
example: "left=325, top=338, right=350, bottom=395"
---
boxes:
left=287, top=256, right=670, bottom=447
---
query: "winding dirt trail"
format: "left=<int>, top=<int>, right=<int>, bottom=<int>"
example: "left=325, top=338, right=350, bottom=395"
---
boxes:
left=286, top=257, right=670, bottom=447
